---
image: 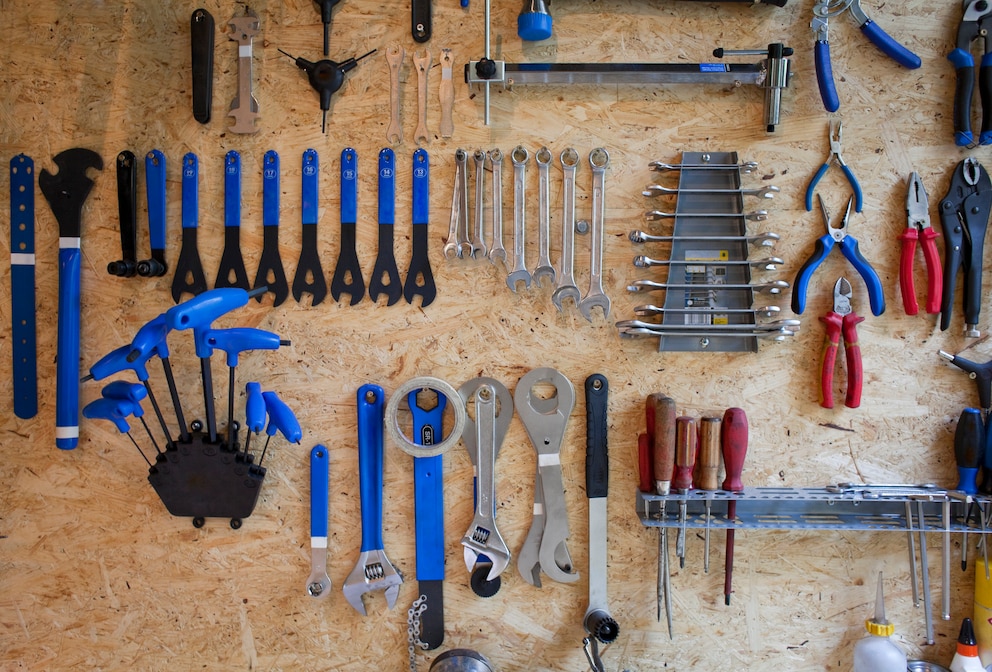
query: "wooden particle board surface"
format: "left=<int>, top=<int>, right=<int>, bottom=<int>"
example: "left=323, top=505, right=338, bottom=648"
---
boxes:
left=0, top=0, right=984, bottom=669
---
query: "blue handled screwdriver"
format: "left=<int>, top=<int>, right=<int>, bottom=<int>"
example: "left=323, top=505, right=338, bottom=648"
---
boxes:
left=257, top=391, right=302, bottom=467
left=82, top=397, right=153, bottom=467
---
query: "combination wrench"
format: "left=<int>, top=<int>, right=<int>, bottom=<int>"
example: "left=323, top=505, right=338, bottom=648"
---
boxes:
left=444, top=149, right=471, bottom=259
left=472, top=150, right=487, bottom=258
left=533, top=147, right=556, bottom=286
left=578, top=148, right=611, bottom=321
left=552, top=148, right=581, bottom=311
left=507, top=146, right=532, bottom=291
left=488, top=149, right=507, bottom=266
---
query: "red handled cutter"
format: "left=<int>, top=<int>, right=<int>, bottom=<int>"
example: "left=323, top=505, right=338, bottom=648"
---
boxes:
left=899, top=172, right=942, bottom=315
left=820, top=278, right=864, bottom=409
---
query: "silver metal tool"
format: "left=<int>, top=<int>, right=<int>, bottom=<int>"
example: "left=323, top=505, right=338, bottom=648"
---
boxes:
left=444, top=149, right=471, bottom=259
left=386, top=46, right=405, bottom=144
left=650, top=160, right=759, bottom=173
left=534, top=147, right=556, bottom=286
left=916, top=498, right=935, bottom=645
left=227, top=9, right=261, bottom=134
left=620, top=326, right=796, bottom=341
left=630, top=230, right=780, bottom=247
left=414, top=49, right=432, bottom=145
left=643, top=184, right=780, bottom=199
left=472, top=150, right=487, bottom=258
left=507, top=146, right=532, bottom=291
left=645, top=210, right=769, bottom=222
left=307, top=444, right=332, bottom=599
left=439, top=49, right=455, bottom=139
left=488, top=149, right=507, bottom=266
left=628, top=279, right=790, bottom=294
left=578, top=148, right=611, bottom=321
left=634, top=304, right=781, bottom=318
left=905, top=501, right=920, bottom=607
left=616, top=319, right=800, bottom=334
left=634, top=255, right=784, bottom=271
left=552, top=148, right=581, bottom=311
left=943, top=498, right=951, bottom=620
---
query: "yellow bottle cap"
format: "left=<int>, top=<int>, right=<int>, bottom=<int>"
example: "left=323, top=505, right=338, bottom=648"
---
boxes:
left=866, top=618, right=895, bottom=637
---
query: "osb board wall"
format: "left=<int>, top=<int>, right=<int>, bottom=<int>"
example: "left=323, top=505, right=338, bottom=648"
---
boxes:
left=0, top=0, right=982, bottom=669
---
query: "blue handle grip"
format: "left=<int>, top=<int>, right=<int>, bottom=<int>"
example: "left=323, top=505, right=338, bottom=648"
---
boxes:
left=56, top=246, right=81, bottom=449
left=357, top=384, right=385, bottom=552
left=860, top=20, right=921, bottom=69
left=310, top=444, right=329, bottom=538
left=224, top=150, right=241, bottom=228
left=341, top=148, right=357, bottom=224
left=181, top=153, right=198, bottom=229
left=245, top=382, right=266, bottom=433
left=88, top=344, right=149, bottom=382
left=842, top=165, right=864, bottom=213
left=790, top=236, right=832, bottom=315
left=145, top=150, right=167, bottom=249
left=203, top=327, right=284, bottom=367
left=302, top=149, right=319, bottom=225
left=262, top=390, right=302, bottom=443
left=839, top=236, right=886, bottom=316
left=165, top=287, right=250, bottom=331
left=815, top=40, right=840, bottom=113
left=410, top=389, right=447, bottom=581
left=412, top=149, right=430, bottom=226
left=83, top=397, right=133, bottom=434
left=101, top=380, right=147, bottom=404
left=804, top=163, right=830, bottom=211
left=378, top=148, right=395, bottom=225
left=262, top=150, right=279, bottom=227
left=131, top=313, right=171, bottom=361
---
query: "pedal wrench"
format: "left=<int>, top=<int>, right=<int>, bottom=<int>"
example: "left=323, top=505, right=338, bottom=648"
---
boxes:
left=488, top=149, right=507, bottom=267
left=552, top=148, right=581, bottom=311
left=404, top=149, right=436, bottom=306
left=369, top=148, right=403, bottom=305
left=515, top=367, right=579, bottom=584
left=172, top=153, right=208, bottom=302
left=507, top=146, right=532, bottom=291
left=343, top=385, right=403, bottom=615
left=533, top=147, right=556, bottom=286
left=578, top=148, right=611, bottom=321
left=214, top=150, right=250, bottom=290
left=108, top=151, right=138, bottom=278
left=292, top=149, right=328, bottom=306
left=471, top=150, right=488, bottom=258
left=137, top=149, right=168, bottom=278
left=253, top=150, right=289, bottom=305
left=330, top=148, right=365, bottom=304
left=307, top=444, right=332, bottom=598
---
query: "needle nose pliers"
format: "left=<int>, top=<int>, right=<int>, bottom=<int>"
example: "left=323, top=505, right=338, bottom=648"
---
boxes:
left=950, top=0, right=992, bottom=146
left=792, top=194, right=885, bottom=317
left=900, top=172, right=942, bottom=316
left=805, top=120, right=863, bottom=213
left=820, top=277, right=864, bottom=409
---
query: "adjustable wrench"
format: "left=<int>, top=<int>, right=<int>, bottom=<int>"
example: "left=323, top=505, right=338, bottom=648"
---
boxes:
left=307, top=444, right=332, bottom=598
left=471, top=150, right=487, bottom=258
left=533, top=147, right=556, bottom=286
left=343, top=385, right=403, bottom=615
left=552, top=148, right=581, bottom=311
left=579, top=148, right=611, bottom=321
left=507, top=146, right=532, bottom=291
left=488, top=149, right=507, bottom=266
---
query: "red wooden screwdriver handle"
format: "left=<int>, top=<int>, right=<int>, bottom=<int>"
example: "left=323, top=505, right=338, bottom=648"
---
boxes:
left=842, top=312, right=865, bottom=409
left=720, top=407, right=748, bottom=493
left=697, top=417, right=722, bottom=491
left=898, top=227, right=920, bottom=315
left=648, top=394, right=677, bottom=494
left=919, top=227, right=943, bottom=315
left=672, top=416, right=696, bottom=491
left=819, top=311, right=843, bottom=409
left=637, top=432, right=653, bottom=493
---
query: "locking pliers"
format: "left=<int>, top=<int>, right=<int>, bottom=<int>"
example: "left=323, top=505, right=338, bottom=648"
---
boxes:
left=949, top=0, right=992, bottom=146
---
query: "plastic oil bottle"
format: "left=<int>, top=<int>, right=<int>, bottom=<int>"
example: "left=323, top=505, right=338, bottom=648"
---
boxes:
left=852, top=572, right=907, bottom=672
left=949, top=618, right=984, bottom=672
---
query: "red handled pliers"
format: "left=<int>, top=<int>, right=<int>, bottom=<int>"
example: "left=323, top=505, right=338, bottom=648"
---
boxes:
left=899, top=172, right=942, bottom=315
left=820, top=277, right=864, bottom=409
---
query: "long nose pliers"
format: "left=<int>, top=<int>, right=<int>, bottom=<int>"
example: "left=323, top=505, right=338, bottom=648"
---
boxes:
left=792, top=194, right=885, bottom=317
left=950, top=0, right=992, bottom=146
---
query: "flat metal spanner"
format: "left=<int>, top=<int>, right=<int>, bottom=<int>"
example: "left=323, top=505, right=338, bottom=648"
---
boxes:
left=552, top=148, right=581, bottom=311
left=507, top=146, right=532, bottom=291
left=579, top=148, right=611, bottom=321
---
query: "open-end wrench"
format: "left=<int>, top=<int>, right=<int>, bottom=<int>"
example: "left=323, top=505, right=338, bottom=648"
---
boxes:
left=172, top=153, right=208, bottom=302
left=630, top=230, right=780, bottom=247
left=386, top=46, right=404, bottom=144
left=507, top=146, right=532, bottom=291
left=488, top=149, right=507, bottom=267
left=227, top=9, right=261, bottom=134
left=307, top=444, right=332, bottom=599
left=404, top=148, right=436, bottom=307
left=634, top=255, right=785, bottom=272
left=471, top=150, right=487, bottom=258
left=444, top=149, right=470, bottom=259
left=642, top=184, right=780, bottom=199
left=459, top=379, right=513, bottom=592
left=579, top=148, right=611, bottom=321
left=330, top=148, right=365, bottom=304
left=552, top=148, right=581, bottom=311
left=253, top=150, right=289, bottom=306
left=215, top=150, right=250, bottom=290
left=292, top=149, right=328, bottom=306
left=369, top=148, right=403, bottom=305
left=343, top=384, right=403, bottom=615
left=414, top=50, right=431, bottom=145
left=645, top=210, right=769, bottom=222
left=534, top=147, right=556, bottom=286
left=628, top=279, right=790, bottom=295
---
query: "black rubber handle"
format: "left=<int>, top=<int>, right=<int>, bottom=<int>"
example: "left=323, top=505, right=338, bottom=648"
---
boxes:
left=585, top=373, right=609, bottom=499
left=411, top=0, right=431, bottom=43
left=109, top=151, right=137, bottom=277
left=981, top=61, right=992, bottom=143
left=190, top=9, right=214, bottom=124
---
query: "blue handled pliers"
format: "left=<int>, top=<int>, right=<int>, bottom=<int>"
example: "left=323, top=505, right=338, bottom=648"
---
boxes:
left=805, top=119, right=863, bottom=213
left=812, top=0, right=922, bottom=113
left=792, top=194, right=885, bottom=316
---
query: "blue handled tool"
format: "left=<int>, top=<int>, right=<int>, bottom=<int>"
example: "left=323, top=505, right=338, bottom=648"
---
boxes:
left=253, top=150, right=288, bottom=305
left=10, top=154, right=37, bottom=420
left=292, top=149, right=327, bottom=305
left=369, top=148, right=402, bottom=305
left=791, top=194, right=885, bottom=316
left=39, top=148, right=103, bottom=450
left=82, top=397, right=153, bottom=467
left=242, top=381, right=266, bottom=458
left=811, top=0, right=920, bottom=113
left=215, top=150, right=250, bottom=290
left=138, top=149, right=168, bottom=277
left=404, top=148, right=436, bottom=307
left=950, top=0, right=992, bottom=146
left=102, top=380, right=162, bottom=457
left=955, top=408, right=984, bottom=495
left=172, top=152, right=208, bottom=302
left=307, top=444, right=333, bottom=598
left=128, top=313, right=189, bottom=444
left=805, top=120, right=862, bottom=213
left=330, top=148, right=365, bottom=304
left=257, top=390, right=302, bottom=467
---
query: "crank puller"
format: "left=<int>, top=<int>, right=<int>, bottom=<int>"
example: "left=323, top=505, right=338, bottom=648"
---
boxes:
left=215, top=150, right=250, bottom=290
left=331, top=148, right=365, bottom=304
left=278, top=48, right=376, bottom=132
left=253, top=150, right=289, bottom=306
left=191, top=9, right=215, bottom=123
left=39, top=148, right=103, bottom=449
left=10, top=154, right=37, bottom=419
left=172, top=153, right=208, bottom=302
left=108, top=151, right=138, bottom=277
left=137, top=149, right=168, bottom=277
left=404, top=148, right=436, bottom=306
left=412, top=0, right=431, bottom=42
left=293, top=148, right=328, bottom=305
left=369, top=148, right=402, bottom=306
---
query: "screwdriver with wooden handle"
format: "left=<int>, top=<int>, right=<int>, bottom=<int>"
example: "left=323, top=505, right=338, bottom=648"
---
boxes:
left=647, top=393, right=676, bottom=637
left=697, top=416, right=722, bottom=574
left=673, top=416, right=697, bottom=569
left=721, top=407, right=748, bottom=606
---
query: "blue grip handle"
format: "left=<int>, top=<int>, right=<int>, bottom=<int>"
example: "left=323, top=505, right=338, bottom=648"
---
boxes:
left=310, top=444, right=330, bottom=538
left=262, top=150, right=279, bottom=227
left=805, top=163, right=830, bottom=211
left=56, top=246, right=81, bottom=449
left=101, top=380, right=147, bottom=404
left=410, top=388, right=447, bottom=581
left=262, top=390, right=302, bottom=443
left=145, top=150, right=167, bottom=249
left=203, top=327, right=284, bottom=367
left=839, top=236, right=886, bottom=316
left=245, top=382, right=266, bottom=433
left=302, top=149, right=319, bottom=226
left=790, top=236, right=832, bottom=315
left=89, top=344, right=149, bottom=382
left=815, top=41, right=840, bottom=113
left=357, top=384, right=385, bottom=552
left=378, top=148, right=395, bottom=225
left=860, top=20, right=921, bottom=69
left=341, top=148, right=358, bottom=224
left=957, top=467, right=980, bottom=494
left=412, top=149, right=430, bottom=226
left=165, top=287, right=250, bottom=331
left=82, top=397, right=133, bottom=434
left=131, top=313, right=171, bottom=361
left=842, top=165, right=864, bottom=213
left=181, top=153, right=198, bottom=229
left=224, top=150, right=241, bottom=228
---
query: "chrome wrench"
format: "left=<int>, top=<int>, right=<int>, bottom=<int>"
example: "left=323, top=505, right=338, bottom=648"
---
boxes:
left=552, top=148, right=581, bottom=311
left=488, top=149, right=507, bottom=267
left=579, top=148, right=611, bottom=321
left=444, top=149, right=470, bottom=259
left=533, top=147, right=556, bottom=286
left=307, top=444, right=332, bottom=598
left=507, top=146, right=532, bottom=291
left=472, top=150, right=487, bottom=258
